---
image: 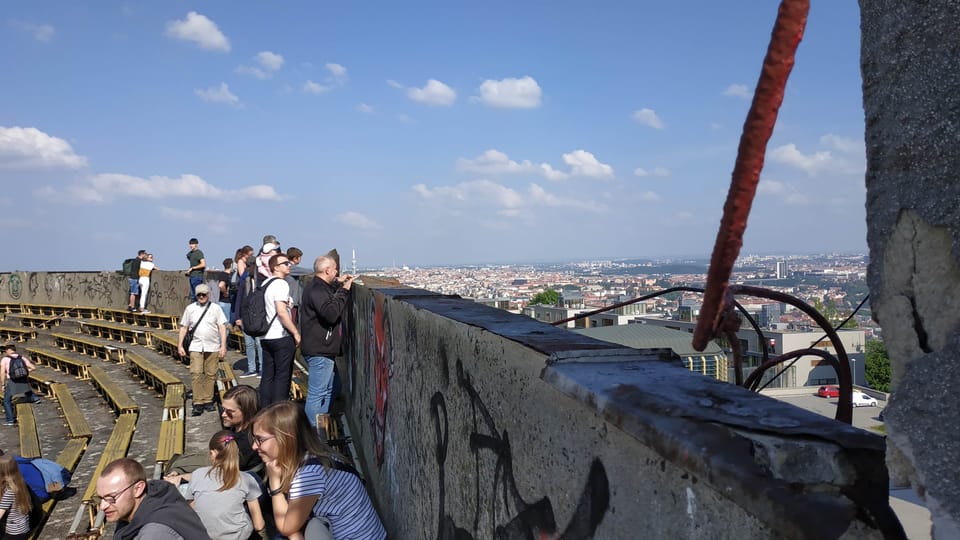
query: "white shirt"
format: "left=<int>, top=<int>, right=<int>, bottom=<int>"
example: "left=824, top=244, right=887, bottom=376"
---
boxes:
left=263, top=277, right=291, bottom=340
left=180, top=301, right=227, bottom=352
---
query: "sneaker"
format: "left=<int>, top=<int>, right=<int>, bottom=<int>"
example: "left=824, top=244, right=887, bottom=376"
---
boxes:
left=28, top=397, right=41, bottom=404
left=140, top=309, right=151, bottom=314
left=204, top=402, right=217, bottom=412
left=241, top=371, right=258, bottom=377
left=3, top=420, right=15, bottom=426
left=128, top=306, right=137, bottom=312
left=191, top=405, right=204, bottom=417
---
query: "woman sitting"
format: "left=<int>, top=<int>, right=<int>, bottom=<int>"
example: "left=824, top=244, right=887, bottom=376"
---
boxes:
left=220, top=385, right=263, bottom=473
left=252, top=401, right=385, bottom=540
left=0, top=454, right=34, bottom=540
left=186, top=431, right=265, bottom=540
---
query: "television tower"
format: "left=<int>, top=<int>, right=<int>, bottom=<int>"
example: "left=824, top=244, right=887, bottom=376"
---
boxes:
left=352, top=248, right=357, bottom=275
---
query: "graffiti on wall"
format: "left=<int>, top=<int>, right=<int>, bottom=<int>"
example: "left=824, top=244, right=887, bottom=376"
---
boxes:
left=7, top=274, right=22, bottom=300
left=431, top=360, right=610, bottom=539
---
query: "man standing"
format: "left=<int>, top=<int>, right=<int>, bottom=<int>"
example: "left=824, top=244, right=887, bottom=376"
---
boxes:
left=185, top=238, right=206, bottom=302
left=95, top=458, right=209, bottom=540
left=301, top=255, right=355, bottom=426
left=284, top=246, right=305, bottom=324
left=127, top=250, right=146, bottom=312
left=259, top=253, right=301, bottom=407
left=2, top=344, right=40, bottom=426
left=177, top=283, right=227, bottom=416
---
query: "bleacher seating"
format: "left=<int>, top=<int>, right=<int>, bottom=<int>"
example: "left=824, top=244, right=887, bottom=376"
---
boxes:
left=156, top=419, right=185, bottom=466
left=26, top=347, right=91, bottom=380
left=79, top=412, right=138, bottom=529
left=0, top=327, right=37, bottom=343
left=27, top=369, right=55, bottom=396
left=17, top=314, right=63, bottom=329
left=50, top=382, right=93, bottom=440
left=151, top=332, right=185, bottom=361
left=50, top=332, right=126, bottom=363
left=100, top=308, right=179, bottom=330
left=0, top=302, right=23, bottom=314
left=16, top=403, right=42, bottom=458
left=78, top=320, right=151, bottom=346
left=86, top=365, right=139, bottom=415
left=126, top=351, right=183, bottom=396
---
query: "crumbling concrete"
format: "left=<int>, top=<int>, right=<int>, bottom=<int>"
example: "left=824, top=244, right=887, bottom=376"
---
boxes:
left=861, top=1, right=960, bottom=537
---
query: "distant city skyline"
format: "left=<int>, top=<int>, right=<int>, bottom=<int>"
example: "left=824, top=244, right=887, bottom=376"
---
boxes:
left=2, top=2, right=866, bottom=271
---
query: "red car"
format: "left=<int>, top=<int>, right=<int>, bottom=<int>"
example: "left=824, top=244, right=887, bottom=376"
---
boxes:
left=817, top=385, right=840, bottom=398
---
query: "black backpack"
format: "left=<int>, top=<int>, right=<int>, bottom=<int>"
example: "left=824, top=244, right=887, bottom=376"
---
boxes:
left=9, top=354, right=29, bottom=381
left=240, top=277, right=279, bottom=337
left=121, top=257, right=140, bottom=278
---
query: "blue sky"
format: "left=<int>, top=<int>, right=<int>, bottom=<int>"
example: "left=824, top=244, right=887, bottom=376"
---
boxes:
left=1, top=2, right=866, bottom=272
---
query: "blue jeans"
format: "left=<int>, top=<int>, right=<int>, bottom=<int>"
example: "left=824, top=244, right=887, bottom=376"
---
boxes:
left=3, top=384, right=15, bottom=422
left=243, top=332, right=262, bottom=373
left=189, top=276, right=203, bottom=301
left=128, top=277, right=140, bottom=295
left=305, top=355, right=335, bottom=425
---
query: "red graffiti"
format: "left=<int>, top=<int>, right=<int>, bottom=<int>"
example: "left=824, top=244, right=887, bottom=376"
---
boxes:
left=371, top=292, right=391, bottom=467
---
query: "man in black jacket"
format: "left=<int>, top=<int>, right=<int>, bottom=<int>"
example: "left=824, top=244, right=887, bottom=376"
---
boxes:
left=300, top=254, right=356, bottom=427
left=95, top=458, right=209, bottom=539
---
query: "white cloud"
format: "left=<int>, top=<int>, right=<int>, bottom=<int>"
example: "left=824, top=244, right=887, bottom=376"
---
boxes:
left=413, top=179, right=604, bottom=215
left=57, top=173, right=283, bottom=203
left=0, top=126, right=88, bottom=169
left=326, top=63, right=347, bottom=82
left=633, top=166, right=670, bottom=177
left=303, top=80, right=332, bottom=95
left=476, top=76, right=542, bottom=109
left=160, top=207, right=232, bottom=233
left=723, top=84, right=751, bottom=99
left=562, top=150, right=613, bottom=179
left=769, top=134, right=865, bottom=176
left=528, top=184, right=604, bottom=212
left=237, top=51, right=285, bottom=79
left=386, top=79, right=403, bottom=89
left=165, top=12, right=230, bottom=52
left=820, top=133, right=864, bottom=155
left=758, top=179, right=809, bottom=206
left=11, top=20, right=55, bottom=42
left=195, top=83, right=241, bottom=107
left=637, top=191, right=661, bottom=202
left=631, top=108, right=664, bottom=129
left=456, top=149, right=567, bottom=181
left=356, top=103, right=374, bottom=113
left=407, top=79, right=456, bottom=106
left=337, top=211, right=381, bottom=230
left=768, top=144, right=835, bottom=176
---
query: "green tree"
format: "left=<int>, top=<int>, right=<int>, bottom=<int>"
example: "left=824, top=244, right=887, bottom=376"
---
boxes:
left=528, top=289, right=560, bottom=306
left=864, top=340, right=891, bottom=392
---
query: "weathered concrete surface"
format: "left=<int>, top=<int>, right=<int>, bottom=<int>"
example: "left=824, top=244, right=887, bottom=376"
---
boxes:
left=0, top=270, right=197, bottom=315
left=861, top=1, right=960, bottom=537
left=340, top=285, right=897, bottom=539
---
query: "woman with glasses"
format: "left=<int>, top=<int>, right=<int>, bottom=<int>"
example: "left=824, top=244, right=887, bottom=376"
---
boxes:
left=185, top=431, right=266, bottom=540
left=0, top=454, right=33, bottom=539
left=251, top=402, right=385, bottom=540
left=221, top=385, right=263, bottom=473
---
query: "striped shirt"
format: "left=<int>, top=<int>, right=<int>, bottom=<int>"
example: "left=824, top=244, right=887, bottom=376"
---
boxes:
left=289, top=459, right=385, bottom=540
left=1, top=487, right=31, bottom=536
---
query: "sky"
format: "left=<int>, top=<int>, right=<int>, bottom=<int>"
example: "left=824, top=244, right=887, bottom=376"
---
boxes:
left=1, top=1, right=867, bottom=272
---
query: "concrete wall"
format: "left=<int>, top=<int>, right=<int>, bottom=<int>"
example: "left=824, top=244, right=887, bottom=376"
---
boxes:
left=0, top=270, right=197, bottom=315
left=861, top=1, right=960, bottom=537
left=341, top=285, right=900, bottom=539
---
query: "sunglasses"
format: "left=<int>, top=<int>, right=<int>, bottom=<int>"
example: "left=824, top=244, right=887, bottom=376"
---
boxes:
left=196, top=293, right=208, bottom=297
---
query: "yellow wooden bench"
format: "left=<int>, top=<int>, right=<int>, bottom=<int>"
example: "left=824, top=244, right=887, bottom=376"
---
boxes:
left=25, top=347, right=91, bottom=380
left=16, top=314, right=63, bottom=329
left=50, top=332, right=126, bottom=363
left=127, top=351, right=182, bottom=395
left=156, top=419, right=185, bottom=465
left=87, top=365, right=139, bottom=415
left=81, top=412, right=138, bottom=531
left=0, top=327, right=37, bottom=343
left=27, top=369, right=55, bottom=396
left=78, top=320, right=151, bottom=346
left=216, top=361, right=237, bottom=401
left=151, top=332, right=186, bottom=361
left=21, top=303, right=77, bottom=317
left=100, top=308, right=180, bottom=330
left=50, top=382, right=93, bottom=440
left=163, top=384, right=186, bottom=420
left=228, top=328, right=246, bottom=353
left=16, top=403, right=42, bottom=458
left=0, top=302, right=22, bottom=314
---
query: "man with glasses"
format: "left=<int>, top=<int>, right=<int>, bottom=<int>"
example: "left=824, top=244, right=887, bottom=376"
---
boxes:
left=259, top=253, right=301, bottom=407
left=301, top=254, right=356, bottom=427
left=178, top=283, right=228, bottom=416
left=95, top=458, right=209, bottom=539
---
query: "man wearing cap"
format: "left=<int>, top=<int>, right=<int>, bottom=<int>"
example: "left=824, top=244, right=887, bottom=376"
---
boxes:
left=185, top=238, right=206, bottom=302
left=177, top=283, right=227, bottom=416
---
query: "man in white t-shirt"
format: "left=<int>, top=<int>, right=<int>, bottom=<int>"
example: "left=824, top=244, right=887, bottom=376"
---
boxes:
left=177, top=283, right=228, bottom=416
left=259, top=253, right=301, bottom=407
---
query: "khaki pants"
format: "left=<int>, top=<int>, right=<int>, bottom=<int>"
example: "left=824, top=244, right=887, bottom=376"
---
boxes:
left=190, top=351, right=219, bottom=405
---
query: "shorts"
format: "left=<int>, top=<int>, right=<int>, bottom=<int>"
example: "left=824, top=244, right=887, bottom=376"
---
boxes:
left=129, top=278, right=141, bottom=295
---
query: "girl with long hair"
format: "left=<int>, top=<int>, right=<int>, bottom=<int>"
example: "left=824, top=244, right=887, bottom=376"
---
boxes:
left=186, top=431, right=265, bottom=540
left=251, top=401, right=385, bottom=540
left=220, top=384, right=262, bottom=472
left=0, top=454, right=32, bottom=539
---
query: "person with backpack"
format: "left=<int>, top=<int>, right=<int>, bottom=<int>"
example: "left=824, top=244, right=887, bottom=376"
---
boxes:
left=2, top=344, right=39, bottom=427
left=233, top=246, right=262, bottom=378
left=254, top=253, right=300, bottom=407
left=0, top=454, right=37, bottom=539
left=124, top=249, right=146, bottom=312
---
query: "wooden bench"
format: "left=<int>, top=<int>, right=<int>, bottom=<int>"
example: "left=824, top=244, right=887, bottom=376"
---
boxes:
left=21, top=303, right=76, bottom=317
left=163, top=384, right=186, bottom=420
left=16, top=403, right=42, bottom=458
left=50, top=332, right=126, bottom=363
left=78, top=320, right=151, bottom=346
left=80, top=411, right=138, bottom=532
left=216, top=361, right=237, bottom=401
left=87, top=365, right=139, bottom=415
left=51, top=382, right=93, bottom=440
left=0, top=327, right=37, bottom=343
left=27, top=369, right=55, bottom=396
left=26, top=347, right=91, bottom=380
left=0, top=302, right=22, bottom=314
left=17, top=314, right=63, bottom=329
left=151, top=332, right=187, bottom=362
left=228, top=328, right=246, bottom=353
left=100, top=308, right=180, bottom=330
left=127, top=351, right=182, bottom=395
left=156, top=419, right=185, bottom=465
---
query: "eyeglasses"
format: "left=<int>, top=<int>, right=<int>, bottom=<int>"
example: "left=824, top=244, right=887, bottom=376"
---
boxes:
left=251, top=434, right=276, bottom=446
left=92, top=481, right=140, bottom=507
left=221, top=407, right=238, bottom=417
left=196, top=293, right=208, bottom=297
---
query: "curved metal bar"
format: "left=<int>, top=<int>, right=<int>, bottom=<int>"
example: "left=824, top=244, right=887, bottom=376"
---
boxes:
left=731, top=285, right=852, bottom=423
left=744, top=348, right=840, bottom=394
